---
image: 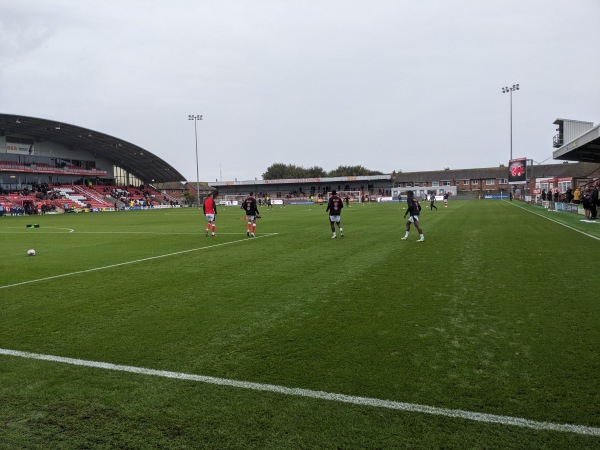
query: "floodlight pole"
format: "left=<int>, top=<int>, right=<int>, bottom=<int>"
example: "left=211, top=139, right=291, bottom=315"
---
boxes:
left=501, top=84, right=519, bottom=161
left=188, top=114, right=203, bottom=206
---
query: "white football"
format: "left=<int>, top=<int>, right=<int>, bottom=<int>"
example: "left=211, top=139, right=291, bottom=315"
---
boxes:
left=27, top=249, right=36, bottom=256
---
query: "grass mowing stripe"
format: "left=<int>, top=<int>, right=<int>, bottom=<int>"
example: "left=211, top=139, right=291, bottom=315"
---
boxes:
left=0, top=233, right=278, bottom=290
left=1, top=204, right=597, bottom=446
left=510, top=201, right=600, bottom=240
left=1, top=348, right=598, bottom=437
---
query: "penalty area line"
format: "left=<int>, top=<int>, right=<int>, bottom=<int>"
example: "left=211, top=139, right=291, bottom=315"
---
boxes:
left=0, top=233, right=278, bottom=290
left=0, top=348, right=598, bottom=437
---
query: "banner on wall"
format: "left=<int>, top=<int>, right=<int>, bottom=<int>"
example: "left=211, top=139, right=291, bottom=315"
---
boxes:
left=508, top=157, right=527, bottom=184
left=5, top=143, right=35, bottom=155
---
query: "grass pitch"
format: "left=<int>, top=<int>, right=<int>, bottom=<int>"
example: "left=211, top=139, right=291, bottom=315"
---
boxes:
left=0, top=201, right=599, bottom=449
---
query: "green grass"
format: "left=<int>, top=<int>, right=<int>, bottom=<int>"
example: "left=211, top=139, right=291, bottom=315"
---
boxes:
left=0, top=201, right=599, bottom=449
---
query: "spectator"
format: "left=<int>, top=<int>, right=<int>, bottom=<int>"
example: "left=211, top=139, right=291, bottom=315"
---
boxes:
left=573, top=186, right=581, bottom=204
left=590, top=182, right=599, bottom=220
left=582, top=187, right=591, bottom=219
left=565, top=188, right=573, bottom=203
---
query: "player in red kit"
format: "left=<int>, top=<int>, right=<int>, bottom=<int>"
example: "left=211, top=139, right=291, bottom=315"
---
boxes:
left=203, top=192, right=217, bottom=236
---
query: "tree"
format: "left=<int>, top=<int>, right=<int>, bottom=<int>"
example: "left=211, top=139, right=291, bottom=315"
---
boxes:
left=262, top=163, right=291, bottom=180
left=182, top=191, right=194, bottom=206
left=305, top=166, right=327, bottom=178
left=262, top=163, right=326, bottom=180
left=262, top=163, right=382, bottom=179
left=327, top=165, right=383, bottom=177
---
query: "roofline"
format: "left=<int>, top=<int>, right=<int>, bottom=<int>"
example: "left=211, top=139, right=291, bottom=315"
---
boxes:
left=553, top=123, right=600, bottom=160
left=209, top=174, right=391, bottom=187
left=0, top=113, right=185, bottom=183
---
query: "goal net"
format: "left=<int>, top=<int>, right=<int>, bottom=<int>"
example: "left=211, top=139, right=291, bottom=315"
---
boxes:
left=220, top=194, right=245, bottom=206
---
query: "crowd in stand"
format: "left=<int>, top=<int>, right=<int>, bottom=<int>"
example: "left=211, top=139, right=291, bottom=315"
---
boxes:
left=582, top=182, right=599, bottom=220
left=541, top=181, right=599, bottom=220
left=102, top=185, right=161, bottom=207
left=0, top=205, right=25, bottom=216
left=0, top=204, right=58, bottom=216
left=2, top=183, right=149, bottom=214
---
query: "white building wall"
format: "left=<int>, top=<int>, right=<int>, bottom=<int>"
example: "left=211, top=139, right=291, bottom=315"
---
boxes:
left=561, top=119, right=594, bottom=143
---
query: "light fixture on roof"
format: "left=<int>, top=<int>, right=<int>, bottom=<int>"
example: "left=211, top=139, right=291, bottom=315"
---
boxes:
left=16, top=119, right=21, bottom=124
left=55, top=125, right=61, bottom=130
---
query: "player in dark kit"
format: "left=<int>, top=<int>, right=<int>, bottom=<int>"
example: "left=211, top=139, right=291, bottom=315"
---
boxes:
left=402, top=190, right=425, bottom=242
left=242, top=192, right=260, bottom=237
left=326, top=190, right=344, bottom=238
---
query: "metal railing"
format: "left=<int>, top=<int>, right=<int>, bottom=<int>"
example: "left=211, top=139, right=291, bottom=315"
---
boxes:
left=552, top=134, right=563, bottom=148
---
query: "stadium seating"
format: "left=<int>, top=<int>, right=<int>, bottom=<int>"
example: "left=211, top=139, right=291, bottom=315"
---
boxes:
left=52, top=185, right=112, bottom=210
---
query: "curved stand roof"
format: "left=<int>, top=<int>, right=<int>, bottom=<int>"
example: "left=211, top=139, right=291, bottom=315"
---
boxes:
left=0, top=113, right=185, bottom=183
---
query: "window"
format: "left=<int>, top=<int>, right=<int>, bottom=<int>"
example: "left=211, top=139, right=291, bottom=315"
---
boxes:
left=471, top=179, right=479, bottom=185
left=432, top=181, right=439, bottom=187
left=442, top=181, right=451, bottom=186
left=558, top=180, right=571, bottom=192
left=498, top=178, right=508, bottom=184
left=6, top=136, right=35, bottom=145
left=485, top=179, right=495, bottom=186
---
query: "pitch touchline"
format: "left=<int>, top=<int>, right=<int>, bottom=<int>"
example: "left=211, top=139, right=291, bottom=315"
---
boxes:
left=0, top=348, right=597, bottom=437
left=511, top=202, right=600, bottom=241
left=0, top=233, right=278, bottom=290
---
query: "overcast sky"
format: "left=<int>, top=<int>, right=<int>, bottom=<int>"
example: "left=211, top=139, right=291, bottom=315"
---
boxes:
left=1, top=0, right=599, bottom=182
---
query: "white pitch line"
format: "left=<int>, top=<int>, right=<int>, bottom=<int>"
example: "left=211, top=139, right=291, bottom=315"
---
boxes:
left=0, top=227, right=75, bottom=233
left=511, top=202, right=600, bottom=241
left=1, top=348, right=598, bottom=437
left=0, top=229, right=241, bottom=235
left=0, top=233, right=278, bottom=290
